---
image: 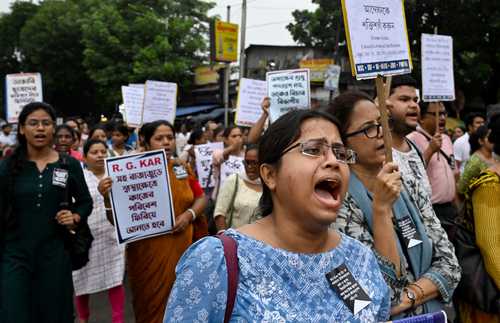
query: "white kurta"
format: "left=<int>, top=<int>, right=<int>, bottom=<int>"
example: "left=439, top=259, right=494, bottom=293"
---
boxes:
left=72, top=169, right=126, bottom=296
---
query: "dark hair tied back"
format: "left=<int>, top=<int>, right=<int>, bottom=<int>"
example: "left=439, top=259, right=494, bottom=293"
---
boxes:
left=257, top=109, right=340, bottom=217
left=3, top=102, right=57, bottom=231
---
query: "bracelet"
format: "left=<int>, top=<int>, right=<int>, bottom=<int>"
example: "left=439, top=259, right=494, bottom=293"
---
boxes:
left=409, top=282, right=425, bottom=300
left=105, top=207, right=112, bottom=212
left=187, top=208, right=196, bottom=221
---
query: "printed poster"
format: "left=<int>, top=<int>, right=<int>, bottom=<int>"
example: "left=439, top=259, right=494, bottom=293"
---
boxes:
left=5, top=73, right=43, bottom=123
left=142, top=80, right=177, bottom=124
left=342, top=0, right=412, bottom=79
left=194, top=142, right=224, bottom=188
left=267, top=69, right=310, bottom=122
left=105, top=150, right=175, bottom=244
left=421, top=34, right=455, bottom=102
left=235, top=78, right=267, bottom=127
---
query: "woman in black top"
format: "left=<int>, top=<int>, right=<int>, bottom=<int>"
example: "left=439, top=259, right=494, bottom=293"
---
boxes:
left=0, top=102, right=93, bottom=322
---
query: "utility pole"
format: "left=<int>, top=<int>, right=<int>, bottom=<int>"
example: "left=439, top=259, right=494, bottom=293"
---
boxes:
left=224, top=6, right=231, bottom=127
left=239, top=0, right=247, bottom=79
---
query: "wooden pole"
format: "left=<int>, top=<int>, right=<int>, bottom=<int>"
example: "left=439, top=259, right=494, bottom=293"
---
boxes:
left=435, top=104, right=440, bottom=160
left=375, top=75, right=393, bottom=163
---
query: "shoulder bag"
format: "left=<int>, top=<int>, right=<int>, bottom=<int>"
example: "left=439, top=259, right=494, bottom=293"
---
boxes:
left=59, top=154, right=94, bottom=271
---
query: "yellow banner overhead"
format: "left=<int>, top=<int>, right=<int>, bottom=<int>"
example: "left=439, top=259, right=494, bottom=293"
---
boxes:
left=299, top=58, right=335, bottom=82
left=211, top=20, right=239, bottom=62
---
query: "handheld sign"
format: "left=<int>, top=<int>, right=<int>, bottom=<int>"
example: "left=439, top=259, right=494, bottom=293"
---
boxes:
left=342, top=0, right=412, bottom=162
left=194, top=142, right=224, bottom=188
left=421, top=34, right=455, bottom=102
left=235, top=78, right=267, bottom=127
left=121, top=86, right=144, bottom=127
left=267, top=69, right=310, bottom=122
left=342, top=0, right=412, bottom=80
left=142, top=80, right=177, bottom=124
left=220, top=155, right=244, bottom=186
left=105, top=150, right=175, bottom=245
left=5, top=73, right=43, bottom=123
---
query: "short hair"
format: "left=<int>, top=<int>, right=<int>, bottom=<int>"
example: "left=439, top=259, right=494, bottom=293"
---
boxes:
left=389, top=75, right=418, bottom=96
left=464, top=112, right=485, bottom=129
left=468, top=125, right=489, bottom=154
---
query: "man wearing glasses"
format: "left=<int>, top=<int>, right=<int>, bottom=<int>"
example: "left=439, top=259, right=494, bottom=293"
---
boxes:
left=385, top=75, right=433, bottom=199
left=407, top=101, right=458, bottom=235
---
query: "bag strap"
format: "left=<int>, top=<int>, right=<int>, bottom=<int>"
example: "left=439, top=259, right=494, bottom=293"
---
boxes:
left=216, top=234, right=239, bottom=323
left=416, top=130, right=454, bottom=165
left=227, top=175, right=239, bottom=228
left=405, top=137, right=426, bottom=168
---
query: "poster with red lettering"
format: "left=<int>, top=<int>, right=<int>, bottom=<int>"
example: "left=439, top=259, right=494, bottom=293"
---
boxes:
left=105, top=149, right=175, bottom=244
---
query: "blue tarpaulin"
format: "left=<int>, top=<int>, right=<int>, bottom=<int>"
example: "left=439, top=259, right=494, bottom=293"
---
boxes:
left=176, top=104, right=219, bottom=117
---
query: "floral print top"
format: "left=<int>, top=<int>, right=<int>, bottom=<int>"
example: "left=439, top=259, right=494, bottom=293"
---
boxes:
left=164, top=229, right=390, bottom=323
left=333, top=175, right=461, bottom=317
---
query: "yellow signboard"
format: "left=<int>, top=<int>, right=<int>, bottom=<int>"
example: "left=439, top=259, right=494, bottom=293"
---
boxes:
left=299, top=58, right=335, bottom=82
left=212, top=20, right=239, bottom=62
left=194, top=65, right=224, bottom=86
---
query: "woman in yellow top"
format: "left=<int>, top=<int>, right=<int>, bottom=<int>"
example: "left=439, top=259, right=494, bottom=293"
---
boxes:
left=98, top=120, right=206, bottom=323
left=458, top=115, right=500, bottom=322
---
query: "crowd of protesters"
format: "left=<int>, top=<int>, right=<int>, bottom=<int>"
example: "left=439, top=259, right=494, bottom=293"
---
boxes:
left=0, top=74, right=499, bottom=323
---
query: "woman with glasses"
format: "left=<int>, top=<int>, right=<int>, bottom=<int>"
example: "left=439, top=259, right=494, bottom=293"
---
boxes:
left=164, top=110, right=390, bottom=322
left=0, top=102, right=93, bottom=322
left=327, top=91, right=460, bottom=319
left=213, top=144, right=262, bottom=233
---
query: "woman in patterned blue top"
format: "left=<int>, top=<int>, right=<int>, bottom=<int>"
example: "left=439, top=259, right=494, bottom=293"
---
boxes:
left=164, top=110, right=391, bottom=322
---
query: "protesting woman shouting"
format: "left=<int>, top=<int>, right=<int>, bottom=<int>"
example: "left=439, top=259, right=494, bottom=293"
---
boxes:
left=99, top=120, right=206, bottom=323
left=0, top=102, right=92, bottom=322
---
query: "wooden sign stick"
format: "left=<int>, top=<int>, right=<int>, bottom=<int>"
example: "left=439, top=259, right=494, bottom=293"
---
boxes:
left=375, top=75, right=394, bottom=163
left=435, top=107, right=441, bottom=160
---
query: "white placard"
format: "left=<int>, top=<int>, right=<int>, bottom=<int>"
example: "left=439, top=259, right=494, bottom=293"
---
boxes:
left=235, top=78, right=267, bottom=127
left=5, top=73, right=43, bottom=123
left=121, top=86, right=144, bottom=127
left=324, top=65, right=342, bottom=91
left=342, top=0, right=412, bottom=80
left=220, top=155, right=245, bottom=185
left=421, top=34, right=455, bottom=102
left=194, top=142, right=224, bottom=188
left=142, top=80, right=177, bottom=123
left=267, top=69, right=311, bottom=122
left=105, top=150, right=175, bottom=245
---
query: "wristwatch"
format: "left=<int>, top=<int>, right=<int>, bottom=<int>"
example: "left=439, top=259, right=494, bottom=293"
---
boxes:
left=403, top=287, right=417, bottom=309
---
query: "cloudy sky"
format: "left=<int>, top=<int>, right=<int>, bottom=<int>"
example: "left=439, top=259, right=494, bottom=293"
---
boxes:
left=1, top=0, right=318, bottom=47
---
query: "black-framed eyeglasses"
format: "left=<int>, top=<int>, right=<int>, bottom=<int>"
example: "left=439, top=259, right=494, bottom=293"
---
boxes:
left=281, top=138, right=357, bottom=164
left=345, top=123, right=382, bottom=139
left=424, top=111, right=447, bottom=117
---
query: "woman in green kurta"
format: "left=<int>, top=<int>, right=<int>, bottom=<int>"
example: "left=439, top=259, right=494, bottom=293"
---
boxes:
left=0, top=102, right=93, bottom=323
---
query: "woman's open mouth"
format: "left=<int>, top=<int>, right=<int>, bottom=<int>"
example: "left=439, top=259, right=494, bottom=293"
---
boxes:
left=314, top=176, right=342, bottom=210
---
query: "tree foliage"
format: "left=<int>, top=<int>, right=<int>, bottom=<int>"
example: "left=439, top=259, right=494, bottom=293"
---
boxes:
left=287, top=0, right=500, bottom=106
left=0, top=0, right=214, bottom=119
